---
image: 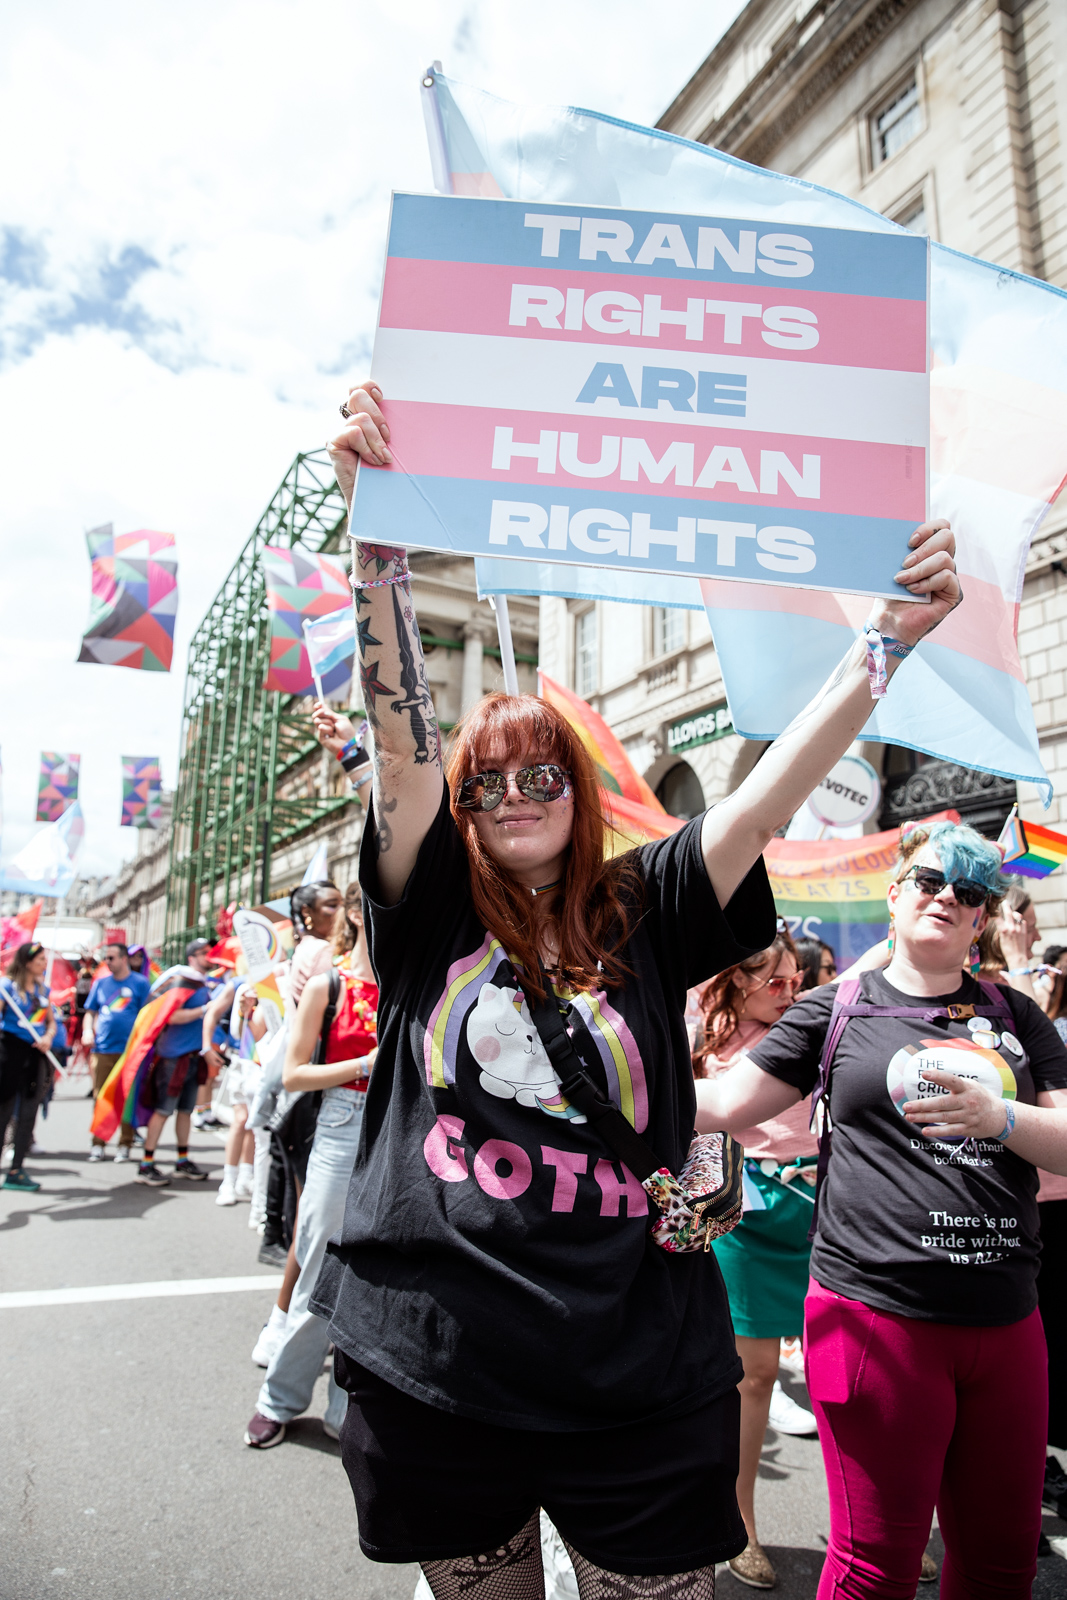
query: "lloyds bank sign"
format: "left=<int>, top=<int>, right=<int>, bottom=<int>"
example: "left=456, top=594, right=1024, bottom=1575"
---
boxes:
left=666, top=702, right=734, bottom=754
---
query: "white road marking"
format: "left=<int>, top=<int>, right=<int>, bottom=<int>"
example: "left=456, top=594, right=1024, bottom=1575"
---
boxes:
left=0, top=1274, right=283, bottom=1309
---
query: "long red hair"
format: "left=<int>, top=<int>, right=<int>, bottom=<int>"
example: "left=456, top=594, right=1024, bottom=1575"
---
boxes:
left=446, top=694, right=638, bottom=998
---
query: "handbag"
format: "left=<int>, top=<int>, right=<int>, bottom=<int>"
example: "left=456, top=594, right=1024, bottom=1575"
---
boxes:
left=523, top=965, right=744, bottom=1253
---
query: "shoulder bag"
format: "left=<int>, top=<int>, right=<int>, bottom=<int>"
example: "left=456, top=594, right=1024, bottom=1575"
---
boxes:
left=524, top=965, right=743, bottom=1253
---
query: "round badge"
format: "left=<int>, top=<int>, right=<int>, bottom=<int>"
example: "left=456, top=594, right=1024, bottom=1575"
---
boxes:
left=966, top=1017, right=986, bottom=1032
left=1001, top=1031, right=1024, bottom=1057
left=886, top=1041, right=1017, bottom=1144
left=971, top=1031, right=1000, bottom=1049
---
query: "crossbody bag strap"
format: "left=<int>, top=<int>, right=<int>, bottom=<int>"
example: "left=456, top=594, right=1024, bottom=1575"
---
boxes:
left=311, top=969, right=342, bottom=1066
left=523, top=965, right=666, bottom=1183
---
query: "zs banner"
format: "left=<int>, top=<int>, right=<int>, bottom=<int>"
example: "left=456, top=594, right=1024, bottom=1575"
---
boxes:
left=350, top=193, right=929, bottom=600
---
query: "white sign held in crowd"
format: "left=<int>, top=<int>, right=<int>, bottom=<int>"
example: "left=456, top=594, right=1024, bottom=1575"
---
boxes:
left=807, top=754, right=882, bottom=830
left=350, top=193, right=929, bottom=600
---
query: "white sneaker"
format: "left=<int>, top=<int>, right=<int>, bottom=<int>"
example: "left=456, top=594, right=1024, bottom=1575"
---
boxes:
left=88, top=1147, right=105, bottom=1163
left=768, top=1380, right=817, bottom=1436
left=248, top=1209, right=266, bottom=1230
left=779, top=1338, right=806, bottom=1375
left=234, top=1177, right=254, bottom=1201
left=114, top=1146, right=132, bottom=1164
left=216, top=1181, right=238, bottom=1207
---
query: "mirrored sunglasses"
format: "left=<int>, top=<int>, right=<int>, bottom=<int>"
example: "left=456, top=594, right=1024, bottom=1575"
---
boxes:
left=906, top=866, right=990, bottom=909
left=457, top=763, right=571, bottom=812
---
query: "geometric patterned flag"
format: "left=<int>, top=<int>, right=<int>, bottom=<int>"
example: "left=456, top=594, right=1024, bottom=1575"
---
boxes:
left=37, top=752, right=80, bottom=822
left=77, top=523, right=178, bottom=672
left=121, top=756, right=162, bottom=828
left=261, top=545, right=350, bottom=693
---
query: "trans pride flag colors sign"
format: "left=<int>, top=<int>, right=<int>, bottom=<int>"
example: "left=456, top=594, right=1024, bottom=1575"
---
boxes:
left=36, top=752, right=79, bottom=822
left=421, top=70, right=1067, bottom=801
left=352, top=192, right=928, bottom=600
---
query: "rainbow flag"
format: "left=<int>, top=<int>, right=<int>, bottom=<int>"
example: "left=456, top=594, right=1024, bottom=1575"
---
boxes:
left=89, top=967, right=200, bottom=1144
left=766, top=809, right=960, bottom=965
left=998, top=808, right=1067, bottom=879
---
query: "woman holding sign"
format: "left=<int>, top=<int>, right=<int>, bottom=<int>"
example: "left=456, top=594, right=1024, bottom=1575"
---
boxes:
left=698, top=818, right=1067, bottom=1595
left=309, top=380, right=961, bottom=1600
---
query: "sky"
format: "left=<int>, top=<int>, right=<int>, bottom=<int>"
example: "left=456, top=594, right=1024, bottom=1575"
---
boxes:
left=0, top=0, right=749, bottom=880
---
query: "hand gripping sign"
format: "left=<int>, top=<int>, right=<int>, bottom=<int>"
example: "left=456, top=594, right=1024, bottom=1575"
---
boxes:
left=350, top=194, right=929, bottom=600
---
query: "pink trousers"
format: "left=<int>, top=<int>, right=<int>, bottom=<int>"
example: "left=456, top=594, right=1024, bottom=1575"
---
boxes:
left=804, top=1279, right=1047, bottom=1598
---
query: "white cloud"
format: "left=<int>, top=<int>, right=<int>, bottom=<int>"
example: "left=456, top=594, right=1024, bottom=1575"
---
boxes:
left=0, top=0, right=744, bottom=877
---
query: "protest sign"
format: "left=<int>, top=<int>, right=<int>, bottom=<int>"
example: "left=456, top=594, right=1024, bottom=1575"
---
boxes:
left=351, top=193, right=929, bottom=598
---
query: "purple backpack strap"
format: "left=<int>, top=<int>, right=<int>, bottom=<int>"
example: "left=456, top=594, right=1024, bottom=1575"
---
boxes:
left=807, top=978, right=863, bottom=1241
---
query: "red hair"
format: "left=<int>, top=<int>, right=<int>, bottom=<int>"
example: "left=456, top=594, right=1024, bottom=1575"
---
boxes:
left=446, top=694, right=638, bottom=998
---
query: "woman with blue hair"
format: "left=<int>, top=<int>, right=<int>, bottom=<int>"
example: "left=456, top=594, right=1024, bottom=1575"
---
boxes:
left=696, top=817, right=1067, bottom=1597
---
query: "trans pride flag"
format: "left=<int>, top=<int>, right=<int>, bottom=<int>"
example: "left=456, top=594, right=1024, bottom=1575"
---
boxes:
left=36, top=752, right=79, bottom=822
left=262, top=546, right=350, bottom=695
left=302, top=604, right=356, bottom=701
left=424, top=71, right=1067, bottom=804
left=77, top=525, right=177, bottom=672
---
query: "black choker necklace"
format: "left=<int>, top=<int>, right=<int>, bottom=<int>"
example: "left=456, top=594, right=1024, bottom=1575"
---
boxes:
left=529, top=878, right=562, bottom=896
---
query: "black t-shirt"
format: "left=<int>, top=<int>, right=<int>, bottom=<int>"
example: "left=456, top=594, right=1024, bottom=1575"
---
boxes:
left=311, top=779, right=775, bottom=1431
left=750, top=970, right=1067, bottom=1326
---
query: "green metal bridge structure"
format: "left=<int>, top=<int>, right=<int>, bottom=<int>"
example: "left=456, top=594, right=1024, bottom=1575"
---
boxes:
left=162, top=448, right=352, bottom=961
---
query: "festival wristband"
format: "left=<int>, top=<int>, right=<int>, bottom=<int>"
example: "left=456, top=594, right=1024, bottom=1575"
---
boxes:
left=993, top=1101, right=1017, bottom=1143
left=336, top=738, right=359, bottom=764
left=863, top=626, right=914, bottom=699
left=351, top=770, right=372, bottom=790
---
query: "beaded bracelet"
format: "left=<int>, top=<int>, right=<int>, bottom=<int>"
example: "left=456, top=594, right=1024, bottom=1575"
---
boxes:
left=863, top=625, right=915, bottom=699
left=350, top=566, right=409, bottom=591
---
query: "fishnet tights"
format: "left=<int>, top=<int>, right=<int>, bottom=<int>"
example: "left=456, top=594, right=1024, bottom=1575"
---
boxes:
left=419, top=1512, right=715, bottom=1600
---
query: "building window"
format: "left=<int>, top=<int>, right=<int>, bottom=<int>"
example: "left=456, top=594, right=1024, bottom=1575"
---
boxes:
left=652, top=606, right=685, bottom=657
left=575, top=608, right=598, bottom=699
left=656, top=761, right=706, bottom=821
left=871, top=79, right=921, bottom=167
left=894, top=196, right=927, bottom=234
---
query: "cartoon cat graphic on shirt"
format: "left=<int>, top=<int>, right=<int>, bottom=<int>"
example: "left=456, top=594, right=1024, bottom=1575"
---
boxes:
left=465, top=982, right=586, bottom=1123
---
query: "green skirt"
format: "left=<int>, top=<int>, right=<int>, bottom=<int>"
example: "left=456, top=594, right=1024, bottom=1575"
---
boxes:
left=711, top=1162, right=814, bottom=1339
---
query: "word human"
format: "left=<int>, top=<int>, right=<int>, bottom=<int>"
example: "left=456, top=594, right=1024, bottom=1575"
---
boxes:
left=523, top=214, right=815, bottom=277
left=492, top=426, right=819, bottom=496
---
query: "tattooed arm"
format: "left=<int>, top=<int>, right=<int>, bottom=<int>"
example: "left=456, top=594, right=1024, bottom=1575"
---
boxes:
left=319, top=381, right=444, bottom=905
left=701, top=518, right=961, bottom=907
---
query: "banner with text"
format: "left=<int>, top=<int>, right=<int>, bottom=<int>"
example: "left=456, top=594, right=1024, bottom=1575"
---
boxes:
left=352, top=193, right=929, bottom=598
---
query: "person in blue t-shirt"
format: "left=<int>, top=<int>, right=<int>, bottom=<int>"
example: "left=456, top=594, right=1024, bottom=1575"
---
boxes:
left=136, top=939, right=231, bottom=1188
left=85, top=943, right=151, bottom=1163
left=0, top=942, right=57, bottom=1192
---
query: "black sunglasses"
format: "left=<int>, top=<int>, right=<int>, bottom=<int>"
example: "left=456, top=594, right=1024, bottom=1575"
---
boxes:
left=905, top=866, right=990, bottom=909
left=457, top=763, right=571, bottom=812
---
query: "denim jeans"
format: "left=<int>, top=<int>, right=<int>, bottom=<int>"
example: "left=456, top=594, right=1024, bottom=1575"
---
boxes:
left=257, top=1086, right=364, bottom=1429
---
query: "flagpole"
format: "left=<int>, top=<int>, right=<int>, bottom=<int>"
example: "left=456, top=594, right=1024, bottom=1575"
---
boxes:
left=489, top=596, right=520, bottom=697
left=44, top=893, right=63, bottom=988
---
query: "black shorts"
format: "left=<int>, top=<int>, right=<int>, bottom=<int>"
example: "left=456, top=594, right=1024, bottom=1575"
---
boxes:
left=333, top=1351, right=746, bottom=1575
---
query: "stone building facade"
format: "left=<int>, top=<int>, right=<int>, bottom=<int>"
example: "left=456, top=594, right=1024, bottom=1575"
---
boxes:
left=541, top=0, right=1067, bottom=938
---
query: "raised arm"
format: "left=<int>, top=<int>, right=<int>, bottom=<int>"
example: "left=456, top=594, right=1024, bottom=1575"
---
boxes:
left=323, top=381, right=443, bottom=905
left=694, top=1054, right=801, bottom=1135
left=701, top=520, right=960, bottom=906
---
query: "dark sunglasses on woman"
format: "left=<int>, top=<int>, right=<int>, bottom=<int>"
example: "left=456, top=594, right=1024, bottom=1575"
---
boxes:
left=905, top=866, right=990, bottom=909
left=457, top=763, right=571, bottom=812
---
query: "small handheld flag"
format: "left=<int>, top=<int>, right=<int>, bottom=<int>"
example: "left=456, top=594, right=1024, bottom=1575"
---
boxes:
left=303, top=605, right=355, bottom=703
left=998, top=806, right=1067, bottom=879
